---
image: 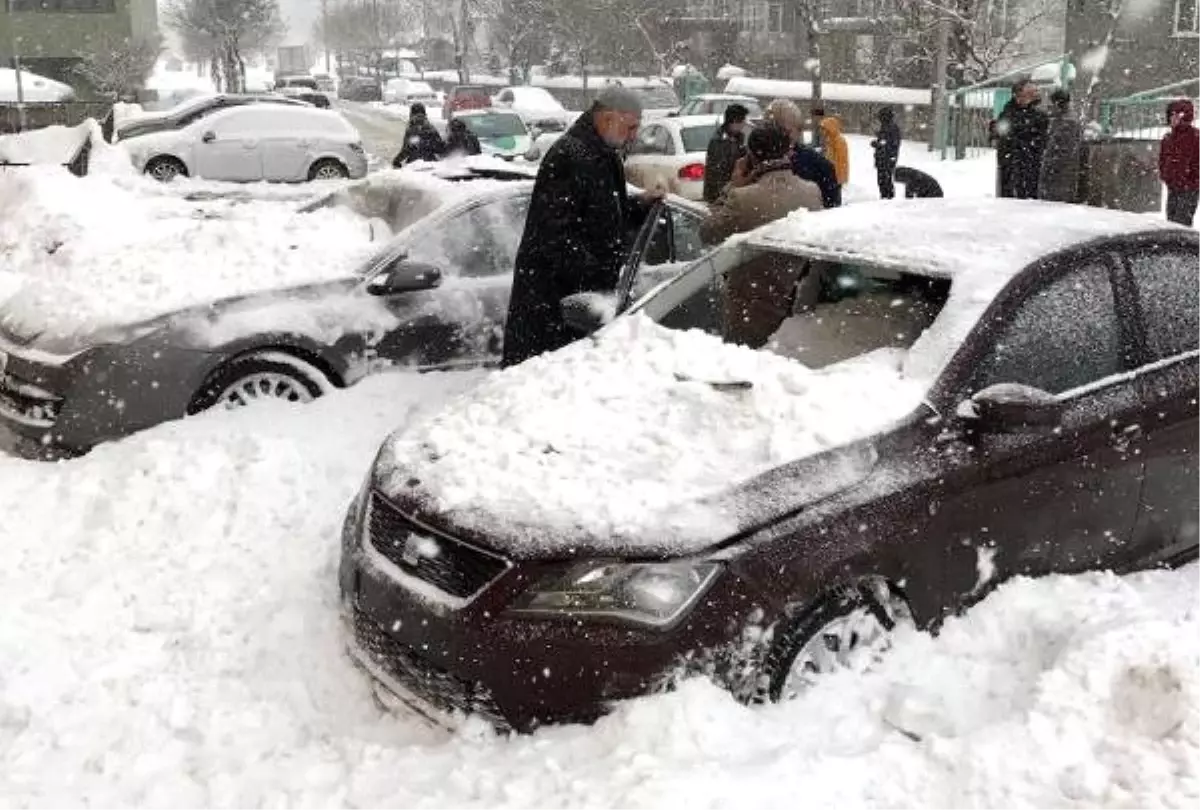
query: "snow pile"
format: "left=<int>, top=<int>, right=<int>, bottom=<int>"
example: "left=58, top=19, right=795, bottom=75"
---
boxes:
left=0, top=119, right=136, bottom=176
left=0, top=169, right=377, bottom=348
left=383, top=315, right=925, bottom=552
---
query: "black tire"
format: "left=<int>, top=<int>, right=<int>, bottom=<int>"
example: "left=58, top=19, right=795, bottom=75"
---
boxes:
left=761, top=579, right=913, bottom=703
left=308, top=158, right=349, bottom=181
left=145, top=156, right=188, bottom=182
left=188, top=353, right=329, bottom=414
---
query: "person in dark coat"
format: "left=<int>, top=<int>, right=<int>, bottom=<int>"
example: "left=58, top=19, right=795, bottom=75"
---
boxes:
left=392, top=102, right=445, bottom=166
left=994, top=79, right=1048, bottom=199
left=501, top=86, right=660, bottom=368
left=1038, top=90, right=1083, bottom=203
left=870, top=106, right=902, bottom=199
left=894, top=166, right=943, bottom=198
left=702, top=103, right=749, bottom=203
left=1160, top=99, right=1199, bottom=227
left=444, top=118, right=482, bottom=157
left=764, top=99, right=841, bottom=208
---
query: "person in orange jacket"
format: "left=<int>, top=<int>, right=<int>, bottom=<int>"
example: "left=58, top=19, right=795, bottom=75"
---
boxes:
left=819, top=115, right=850, bottom=193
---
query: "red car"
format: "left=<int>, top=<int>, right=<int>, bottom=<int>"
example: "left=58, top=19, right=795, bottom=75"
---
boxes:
left=443, top=85, right=491, bottom=119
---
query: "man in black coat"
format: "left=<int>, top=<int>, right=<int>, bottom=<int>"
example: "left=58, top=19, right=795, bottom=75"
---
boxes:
left=995, top=79, right=1048, bottom=199
left=392, top=103, right=445, bottom=166
left=870, top=106, right=901, bottom=198
left=501, top=86, right=661, bottom=368
left=703, top=103, right=749, bottom=203
left=444, top=118, right=482, bottom=157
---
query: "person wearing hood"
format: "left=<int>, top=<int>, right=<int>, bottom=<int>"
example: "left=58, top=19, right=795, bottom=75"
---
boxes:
left=994, top=79, right=1048, bottom=199
left=765, top=99, right=841, bottom=208
left=392, top=102, right=446, bottom=166
left=501, top=86, right=661, bottom=368
left=819, top=115, right=849, bottom=191
left=702, top=103, right=749, bottom=203
left=870, top=106, right=901, bottom=198
left=1160, top=99, right=1199, bottom=226
left=1038, top=90, right=1083, bottom=203
left=445, top=117, right=482, bottom=157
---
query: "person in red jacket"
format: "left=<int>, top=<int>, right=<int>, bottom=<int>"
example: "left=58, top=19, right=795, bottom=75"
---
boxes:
left=1159, top=99, right=1199, bottom=227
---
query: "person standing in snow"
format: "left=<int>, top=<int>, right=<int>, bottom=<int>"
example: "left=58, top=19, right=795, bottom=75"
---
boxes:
left=1038, top=90, right=1083, bottom=203
left=501, top=86, right=661, bottom=368
left=818, top=115, right=850, bottom=196
left=870, top=106, right=901, bottom=199
left=994, top=79, right=1048, bottom=199
left=444, top=118, right=482, bottom=157
left=392, top=103, right=445, bottom=166
left=703, top=103, right=749, bottom=203
left=1159, top=99, right=1199, bottom=227
left=765, top=99, right=841, bottom=208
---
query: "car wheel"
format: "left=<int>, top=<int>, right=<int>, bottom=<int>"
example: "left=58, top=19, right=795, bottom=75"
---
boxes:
left=145, top=156, right=188, bottom=182
left=188, top=352, right=332, bottom=414
left=308, top=158, right=349, bottom=181
left=762, top=579, right=914, bottom=702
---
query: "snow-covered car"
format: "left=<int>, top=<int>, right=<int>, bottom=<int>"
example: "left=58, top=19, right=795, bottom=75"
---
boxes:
left=114, top=92, right=310, bottom=142
left=449, top=110, right=533, bottom=160
left=383, top=77, right=439, bottom=107
left=673, top=93, right=763, bottom=120
left=624, top=114, right=719, bottom=201
left=339, top=77, right=382, bottom=101
left=340, top=198, right=1199, bottom=731
left=0, top=174, right=708, bottom=458
left=125, top=105, right=368, bottom=183
left=275, top=76, right=333, bottom=108
left=491, top=85, right=572, bottom=130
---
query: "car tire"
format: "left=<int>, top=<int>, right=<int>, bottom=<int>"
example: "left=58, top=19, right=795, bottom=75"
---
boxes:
left=145, top=156, right=188, bottom=182
left=188, top=352, right=333, bottom=414
left=761, top=578, right=914, bottom=703
left=308, top=158, right=349, bottom=181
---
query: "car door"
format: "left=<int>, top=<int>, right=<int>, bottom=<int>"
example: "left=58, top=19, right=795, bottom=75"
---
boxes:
left=191, top=108, right=264, bottom=181
left=1121, top=243, right=1200, bottom=569
left=369, top=192, right=531, bottom=370
left=917, top=251, right=1147, bottom=599
left=260, top=109, right=311, bottom=181
left=615, top=201, right=709, bottom=309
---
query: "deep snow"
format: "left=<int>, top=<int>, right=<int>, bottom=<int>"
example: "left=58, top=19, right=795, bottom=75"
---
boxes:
left=0, top=373, right=1195, bottom=807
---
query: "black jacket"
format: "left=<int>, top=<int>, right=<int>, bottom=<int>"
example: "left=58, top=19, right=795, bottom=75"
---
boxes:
left=790, top=145, right=841, bottom=208
left=501, top=108, right=649, bottom=367
left=392, top=116, right=445, bottom=166
left=894, top=166, right=944, bottom=198
left=445, top=127, right=482, bottom=156
left=872, top=119, right=901, bottom=168
left=996, top=99, right=1048, bottom=198
left=1038, top=109, right=1082, bottom=202
left=703, top=126, right=745, bottom=203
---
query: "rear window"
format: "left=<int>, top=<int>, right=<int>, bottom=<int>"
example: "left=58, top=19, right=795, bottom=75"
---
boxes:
left=454, top=86, right=488, bottom=99
left=680, top=124, right=717, bottom=153
left=632, top=86, right=680, bottom=108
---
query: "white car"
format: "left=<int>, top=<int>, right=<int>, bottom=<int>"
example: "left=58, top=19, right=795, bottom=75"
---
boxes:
left=492, top=86, right=572, bottom=129
left=623, top=114, right=719, bottom=201
left=383, top=77, right=440, bottom=107
left=675, top=93, right=763, bottom=120
left=128, top=105, right=369, bottom=183
left=445, top=110, right=533, bottom=160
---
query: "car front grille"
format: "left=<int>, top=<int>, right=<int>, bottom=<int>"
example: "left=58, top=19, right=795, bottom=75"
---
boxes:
left=366, top=492, right=509, bottom=600
left=351, top=604, right=508, bottom=727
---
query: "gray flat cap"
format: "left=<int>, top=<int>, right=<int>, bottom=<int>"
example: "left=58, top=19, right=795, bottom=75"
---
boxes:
left=594, top=84, right=643, bottom=115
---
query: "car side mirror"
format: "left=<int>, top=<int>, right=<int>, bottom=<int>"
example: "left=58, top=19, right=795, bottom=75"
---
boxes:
left=958, top=383, right=1063, bottom=434
left=201, top=130, right=216, bottom=143
left=367, top=260, right=443, bottom=295
left=666, top=110, right=680, bottom=117
left=561, top=292, right=615, bottom=336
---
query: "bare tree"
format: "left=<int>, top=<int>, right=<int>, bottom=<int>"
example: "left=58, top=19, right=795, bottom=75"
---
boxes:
left=489, top=0, right=552, bottom=82
left=314, top=0, right=415, bottom=76
left=74, top=32, right=163, bottom=98
left=166, top=0, right=284, bottom=92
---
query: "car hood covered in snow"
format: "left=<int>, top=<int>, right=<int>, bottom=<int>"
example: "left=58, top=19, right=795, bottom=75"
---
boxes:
left=378, top=316, right=925, bottom=558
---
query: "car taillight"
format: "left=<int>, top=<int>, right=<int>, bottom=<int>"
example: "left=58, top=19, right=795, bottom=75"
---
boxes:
left=678, top=163, right=705, bottom=181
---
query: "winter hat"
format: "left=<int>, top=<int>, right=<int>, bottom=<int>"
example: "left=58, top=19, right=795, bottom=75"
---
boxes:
left=877, top=106, right=895, bottom=121
left=410, top=102, right=426, bottom=118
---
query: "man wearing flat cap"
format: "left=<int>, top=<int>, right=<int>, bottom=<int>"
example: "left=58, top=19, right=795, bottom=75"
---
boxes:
left=501, top=84, right=662, bottom=368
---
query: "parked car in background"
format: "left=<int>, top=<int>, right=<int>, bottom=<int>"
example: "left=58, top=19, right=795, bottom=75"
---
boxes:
left=0, top=174, right=708, bottom=459
left=624, top=114, right=718, bottom=201
left=624, top=79, right=682, bottom=121
left=492, top=86, right=572, bottom=129
left=125, top=105, right=367, bottom=183
left=443, top=85, right=491, bottom=118
left=339, top=77, right=383, bottom=102
left=115, top=93, right=310, bottom=142
left=384, top=77, right=440, bottom=107
left=340, top=199, right=1198, bottom=733
left=447, top=110, right=533, bottom=160
left=312, top=72, right=338, bottom=93
left=276, top=75, right=332, bottom=107
left=674, top=93, right=763, bottom=120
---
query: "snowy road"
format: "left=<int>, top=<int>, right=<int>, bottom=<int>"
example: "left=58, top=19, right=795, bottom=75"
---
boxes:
left=337, top=101, right=409, bottom=168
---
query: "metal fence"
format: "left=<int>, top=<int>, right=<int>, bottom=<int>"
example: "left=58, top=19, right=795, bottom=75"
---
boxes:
left=0, top=101, right=113, bottom=135
left=1097, top=78, right=1200, bottom=141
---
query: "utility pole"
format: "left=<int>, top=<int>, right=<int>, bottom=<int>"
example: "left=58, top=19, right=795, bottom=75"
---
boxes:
left=321, top=0, right=331, bottom=72
left=932, top=13, right=950, bottom=155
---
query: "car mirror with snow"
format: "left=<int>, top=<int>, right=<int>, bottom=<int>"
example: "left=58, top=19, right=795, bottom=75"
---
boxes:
left=561, top=292, right=616, bottom=336
left=959, top=383, right=1063, bottom=434
left=367, top=261, right=443, bottom=296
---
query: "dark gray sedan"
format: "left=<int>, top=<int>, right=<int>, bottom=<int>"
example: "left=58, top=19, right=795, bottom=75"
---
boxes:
left=0, top=183, right=709, bottom=459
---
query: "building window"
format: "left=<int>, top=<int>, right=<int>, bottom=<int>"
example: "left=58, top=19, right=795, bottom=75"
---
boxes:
left=9, top=0, right=115, bottom=11
left=741, top=1, right=766, bottom=32
left=768, top=2, right=784, bottom=32
left=1176, top=0, right=1199, bottom=35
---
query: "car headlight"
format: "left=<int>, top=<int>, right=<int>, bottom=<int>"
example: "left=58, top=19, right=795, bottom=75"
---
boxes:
left=509, top=560, right=720, bottom=628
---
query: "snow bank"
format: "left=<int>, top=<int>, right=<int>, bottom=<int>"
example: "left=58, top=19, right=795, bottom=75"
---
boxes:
left=0, top=119, right=136, bottom=176
left=383, top=315, right=926, bottom=553
left=725, top=76, right=931, bottom=107
left=0, top=169, right=377, bottom=348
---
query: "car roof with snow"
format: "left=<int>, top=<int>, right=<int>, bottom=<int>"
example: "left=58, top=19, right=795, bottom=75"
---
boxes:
left=748, top=198, right=1183, bottom=280
left=660, top=114, right=724, bottom=130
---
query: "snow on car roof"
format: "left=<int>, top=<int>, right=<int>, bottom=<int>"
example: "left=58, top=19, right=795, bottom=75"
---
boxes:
left=749, top=197, right=1180, bottom=279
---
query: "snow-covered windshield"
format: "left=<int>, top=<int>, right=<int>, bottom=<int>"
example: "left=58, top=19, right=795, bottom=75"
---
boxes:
left=460, top=113, right=527, bottom=138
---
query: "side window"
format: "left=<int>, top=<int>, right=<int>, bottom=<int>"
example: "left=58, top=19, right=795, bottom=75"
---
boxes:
left=670, top=209, right=706, bottom=263
left=975, top=260, right=1123, bottom=395
left=1127, top=248, right=1199, bottom=360
left=407, top=195, right=530, bottom=278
